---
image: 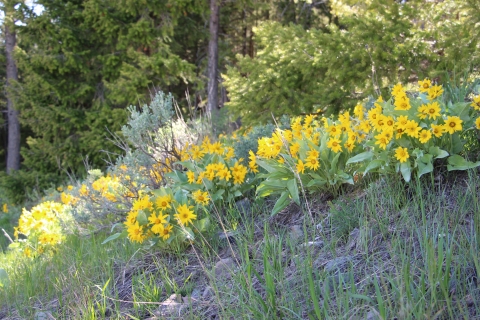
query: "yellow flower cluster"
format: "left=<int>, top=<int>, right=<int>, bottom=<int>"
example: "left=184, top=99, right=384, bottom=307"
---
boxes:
left=91, top=175, right=121, bottom=202
left=123, top=190, right=200, bottom=244
left=14, top=201, right=69, bottom=257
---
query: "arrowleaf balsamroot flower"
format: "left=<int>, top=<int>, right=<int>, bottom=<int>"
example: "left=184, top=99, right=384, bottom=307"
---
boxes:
left=395, top=147, right=409, bottom=163
left=149, top=213, right=168, bottom=234
left=418, top=129, right=432, bottom=144
left=418, top=78, right=432, bottom=92
left=476, top=117, right=480, bottom=130
left=192, top=190, right=210, bottom=206
left=327, top=137, right=342, bottom=153
left=471, top=96, right=480, bottom=111
left=443, top=116, right=463, bottom=134
left=156, top=195, right=172, bottom=211
left=174, top=204, right=197, bottom=226
left=297, top=159, right=305, bottom=174
left=431, top=124, right=444, bottom=138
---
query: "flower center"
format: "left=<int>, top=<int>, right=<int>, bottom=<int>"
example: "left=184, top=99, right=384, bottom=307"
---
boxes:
left=449, top=122, right=456, bottom=128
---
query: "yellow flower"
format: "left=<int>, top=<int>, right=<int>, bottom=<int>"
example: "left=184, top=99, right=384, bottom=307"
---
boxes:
left=425, top=102, right=441, bottom=120
left=418, top=129, right=432, bottom=144
left=232, top=162, right=248, bottom=185
left=192, top=190, right=210, bottom=205
left=289, top=142, right=300, bottom=158
left=395, top=147, right=409, bottom=163
left=391, top=83, right=406, bottom=97
left=428, top=85, right=443, bottom=100
left=417, top=104, right=428, bottom=120
left=354, top=104, right=365, bottom=120
left=471, top=95, right=480, bottom=111
left=394, top=94, right=411, bottom=111
left=305, top=155, right=320, bottom=171
left=133, top=195, right=153, bottom=211
left=395, top=115, right=409, bottom=130
left=476, top=117, right=480, bottom=130
left=374, top=131, right=390, bottom=150
left=217, top=168, right=232, bottom=181
left=159, top=224, right=173, bottom=240
left=2, top=203, right=8, bottom=213
left=418, top=78, right=432, bottom=92
left=443, top=116, right=463, bottom=134
left=155, top=195, right=172, bottom=211
left=174, top=204, right=197, bottom=226
left=79, top=184, right=89, bottom=196
left=186, top=171, right=196, bottom=184
left=248, top=150, right=259, bottom=173
left=431, top=124, right=444, bottom=138
left=296, top=160, right=305, bottom=174
left=327, top=138, right=342, bottom=153
left=148, top=213, right=168, bottom=234
left=304, top=114, right=316, bottom=127
left=225, top=147, right=235, bottom=159
left=326, top=125, right=341, bottom=137
left=127, top=222, right=146, bottom=243
left=404, top=120, right=421, bottom=138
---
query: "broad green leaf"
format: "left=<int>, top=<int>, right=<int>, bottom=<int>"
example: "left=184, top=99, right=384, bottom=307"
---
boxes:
left=174, top=189, right=187, bottom=204
left=193, top=217, right=210, bottom=232
left=400, top=162, right=411, bottom=182
left=102, top=230, right=127, bottom=244
left=417, top=154, right=433, bottom=177
left=175, top=160, right=196, bottom=172
left=271, top=191, right=291, bottom=216
left=256, top=159, right=281, bottom=173
left=329, top=152, right=341, bottom=175
left=450, top=134, right=464, bottom=154
left=212, top=189, right=225, bottom=201
left=0, top=268, right=9, bottom=288
left=346, top=151, right=373, bottom=165
left=234, top=190, right=243, bottom=197
left=447, top=155, right=480, bottom=171
left=363, top=160, right=384, bottom=176
left=137, top=210, right=148, bottom=226
left=287, top=179, right=300, bottom=206
left=429, top=146, right=449, bottom=159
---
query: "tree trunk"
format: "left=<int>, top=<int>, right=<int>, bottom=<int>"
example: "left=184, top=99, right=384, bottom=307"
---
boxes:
left=5, top=16, right=21, bottom=173
left=207, top=0, right=220, bottom=119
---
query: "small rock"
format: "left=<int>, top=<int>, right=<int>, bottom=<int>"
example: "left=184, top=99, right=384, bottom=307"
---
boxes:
left=301, top=241, right=324, bottom=249
left=347, top=228, right=360, bottom=251
left=190, top=287, right=202, bottom=299
left=214, top=258, right=235, bottom=280
left=324, top=256, right=352, bottom=273
left=289, top=225, right=303, bottom=241
left=34, top=311, right=55, bottom=320
left=235, top=198, right=251, bottom=215
left=366, top=310, right=379, bottom=320
left=464, top=294, right=474, bottom=306
left=202, top=286, right=214, bottom=299
left=154, top=294, right=184, bottom=317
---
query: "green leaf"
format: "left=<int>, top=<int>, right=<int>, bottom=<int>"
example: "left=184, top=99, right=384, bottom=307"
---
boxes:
left=0, top=268, right=9, bottom=288
left=363, top=160, right=384, bottom=176
left=136, top=210, right=148, bottom=226
left=271, top=191, right=291, bottom=216
left=346, top=151, right=373, bottom=165
left=174, top=189, right=187, bottom=204
left=447, top=155, right=480, bottom=171
left=212, top=189, right=225, bottom=201
left=193, top=217, right=210, bottom=233
left=256, top=159, right=282, bottom=173
left=234, top=190, right=243, bottom=197
left=417, top=154, right=433, bottom=177
left=102, top=230, right=127, bottom=244
left=400, top=162, right=412, bottom=182
left=287, top=179, right=300, bottom=206
left=175, top=160, right=196, bottom=172
left=429, top=146, right=449, bottom=159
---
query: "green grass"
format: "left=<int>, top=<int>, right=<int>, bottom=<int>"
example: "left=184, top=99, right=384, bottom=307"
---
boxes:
left=1, top=171, right=480, bottom=319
